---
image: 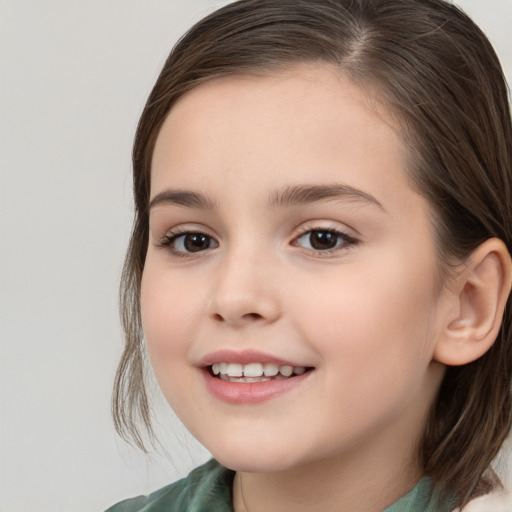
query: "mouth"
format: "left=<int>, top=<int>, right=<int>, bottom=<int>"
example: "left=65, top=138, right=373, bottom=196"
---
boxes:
left=200, top=349, right=315, bottom=403
left=208, top=362, right=313, bottom=383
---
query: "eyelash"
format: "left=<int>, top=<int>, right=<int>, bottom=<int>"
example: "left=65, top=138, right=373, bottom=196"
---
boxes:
left=157, top=228, right=218, bottom=258
left=157, top=226, right=358, bottom=258
left=292, top=226, right=359, bottom=255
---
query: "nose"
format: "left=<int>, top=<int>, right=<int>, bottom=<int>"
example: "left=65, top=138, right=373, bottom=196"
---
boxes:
left=207, top=251, right=281, bottom=328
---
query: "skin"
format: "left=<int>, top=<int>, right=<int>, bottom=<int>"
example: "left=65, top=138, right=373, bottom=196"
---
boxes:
left=142, top=65, right=454, bottom=512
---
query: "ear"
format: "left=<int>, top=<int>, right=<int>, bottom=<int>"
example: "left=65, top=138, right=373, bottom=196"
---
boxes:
left=433, top=238, right=512, bottom=366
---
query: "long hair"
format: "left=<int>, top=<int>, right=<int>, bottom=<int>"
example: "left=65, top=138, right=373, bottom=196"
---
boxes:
left=113, top=1, right=512, bottom=506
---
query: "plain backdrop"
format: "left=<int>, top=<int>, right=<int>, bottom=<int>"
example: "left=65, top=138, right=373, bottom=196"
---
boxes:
left=1, top=1, right=511, bottom=511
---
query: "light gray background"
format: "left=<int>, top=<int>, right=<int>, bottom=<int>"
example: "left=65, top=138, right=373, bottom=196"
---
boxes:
left=1, top=1, right=511, bottom=511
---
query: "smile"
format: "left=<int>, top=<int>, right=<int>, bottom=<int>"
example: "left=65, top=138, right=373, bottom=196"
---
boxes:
left=200, top=349, right=314, bottom=403
left=210, top=362, right=308, bottom=382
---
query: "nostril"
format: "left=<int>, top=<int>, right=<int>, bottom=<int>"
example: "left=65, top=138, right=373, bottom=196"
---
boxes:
left=208, top=294, right=280, bottom=325
left=211, top=311, right=263, bottom=323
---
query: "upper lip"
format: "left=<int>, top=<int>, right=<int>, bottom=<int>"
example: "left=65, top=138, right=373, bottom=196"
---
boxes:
left=198, top=349, right=307, bottom=368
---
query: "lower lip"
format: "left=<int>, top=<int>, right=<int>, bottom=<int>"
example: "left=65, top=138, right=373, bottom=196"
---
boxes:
left=202, top=368, right=312, bottom=404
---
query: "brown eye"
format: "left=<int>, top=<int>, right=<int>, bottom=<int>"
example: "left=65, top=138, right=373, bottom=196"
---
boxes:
left=182, top=233, right=213, bottom=252
left=294, top=229, right=356, bottom=253
left=163, top=232, right=219, bottom=254
left=308, top=231, right=339, bottom=250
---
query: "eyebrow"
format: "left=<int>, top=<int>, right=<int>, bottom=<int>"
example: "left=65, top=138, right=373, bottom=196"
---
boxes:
left=148, top=183, right=385, bottom=212
left=267, top=184, right=385, bottom=211
left=148, top=189, right=217, bottom=211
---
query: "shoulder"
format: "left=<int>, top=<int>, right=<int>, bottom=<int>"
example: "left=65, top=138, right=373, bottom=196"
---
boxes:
left=104, top=458, right=235, bottom=512
left=383, top=477, right=458, bottom=512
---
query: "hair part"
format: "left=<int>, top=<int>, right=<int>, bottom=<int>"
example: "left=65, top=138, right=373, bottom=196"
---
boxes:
left=113, top=0, right=512, bottom=506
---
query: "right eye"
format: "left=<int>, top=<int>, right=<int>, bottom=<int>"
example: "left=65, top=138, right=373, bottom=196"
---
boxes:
left=159, top=231, right=219, bottom=256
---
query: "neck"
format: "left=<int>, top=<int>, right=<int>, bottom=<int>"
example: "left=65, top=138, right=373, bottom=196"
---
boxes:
left=232, top=430, right=423, bottom=512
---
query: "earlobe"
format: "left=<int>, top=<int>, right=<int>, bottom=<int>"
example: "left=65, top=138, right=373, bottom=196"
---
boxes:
left=433, top=238, right=512, bottom=366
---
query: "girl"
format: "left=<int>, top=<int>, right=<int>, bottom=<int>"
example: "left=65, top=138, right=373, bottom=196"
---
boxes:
left=107, top=0, right=512, bottom=510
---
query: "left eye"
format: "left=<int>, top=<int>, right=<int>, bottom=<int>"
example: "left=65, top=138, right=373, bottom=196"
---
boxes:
left=294, top=229, right=351, bottom=251
left=169, top=232, right=218, bottom=253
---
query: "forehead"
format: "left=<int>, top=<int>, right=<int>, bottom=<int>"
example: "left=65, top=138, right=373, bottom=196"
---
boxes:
left=154, top=65, right=394, bottom=157
left=150, top=64, right=417, bottom=214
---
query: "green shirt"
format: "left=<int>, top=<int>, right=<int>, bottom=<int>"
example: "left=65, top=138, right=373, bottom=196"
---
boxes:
left=105, top=458, right=454, bottom=512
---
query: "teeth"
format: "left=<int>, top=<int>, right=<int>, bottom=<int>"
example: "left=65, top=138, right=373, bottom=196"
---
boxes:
left=243, top=363, right=263, bottom=377
left=280, top=365, right=293, bottom=377
left=226, top=363, right=243, bottom=377
left=220, top=374, right=271, bottom=383
left=212, top=362, right=308, bottom=378
left=263, top=363, right=279, bottom=376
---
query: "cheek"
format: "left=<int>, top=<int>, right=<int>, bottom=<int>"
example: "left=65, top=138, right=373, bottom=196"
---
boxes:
left=289, top=253, right=439, bottom=385
left=140, top=262, right=205, bottom=417
left=140, top=262, right=196, bottom=367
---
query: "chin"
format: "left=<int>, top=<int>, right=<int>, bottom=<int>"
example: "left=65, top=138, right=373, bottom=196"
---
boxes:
left=215, top=452, right=297, bottom=473
left=204, top=436, right=307, bottom=473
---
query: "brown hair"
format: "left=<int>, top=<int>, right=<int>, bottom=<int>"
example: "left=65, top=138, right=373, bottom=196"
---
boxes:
left=113, top=0, right=512, bottom=507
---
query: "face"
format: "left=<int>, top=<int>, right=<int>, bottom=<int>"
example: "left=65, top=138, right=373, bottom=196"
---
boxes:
left=142, top=65, right=448, bottom=474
